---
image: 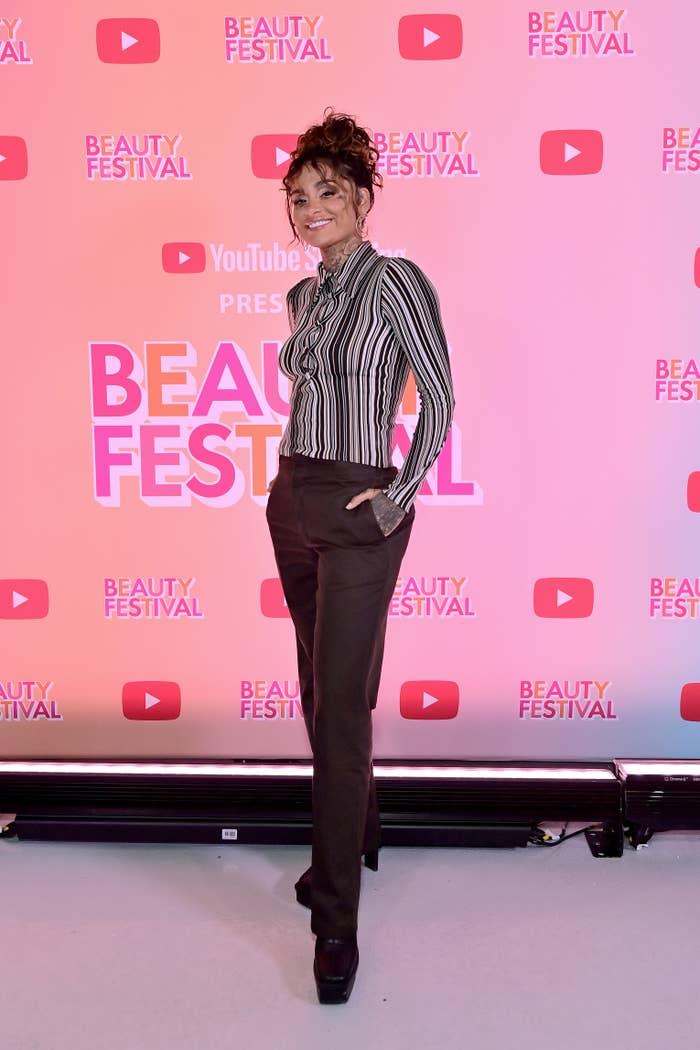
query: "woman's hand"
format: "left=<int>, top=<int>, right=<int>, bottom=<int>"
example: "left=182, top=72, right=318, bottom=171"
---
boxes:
left=347, top=488, right=408, bottom=536
left=345, top=487, right=382, bottom=510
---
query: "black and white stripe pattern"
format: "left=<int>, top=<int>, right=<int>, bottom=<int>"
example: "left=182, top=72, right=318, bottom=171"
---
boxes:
left=278, top=239, right=455, bottom=511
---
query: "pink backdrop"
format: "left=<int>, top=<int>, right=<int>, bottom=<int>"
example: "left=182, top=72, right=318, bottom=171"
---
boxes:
left=3, top=2, right=700, bottom=759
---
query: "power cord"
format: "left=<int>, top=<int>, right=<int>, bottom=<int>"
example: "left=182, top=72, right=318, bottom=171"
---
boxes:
left=529, top=823, right=600, bottom=847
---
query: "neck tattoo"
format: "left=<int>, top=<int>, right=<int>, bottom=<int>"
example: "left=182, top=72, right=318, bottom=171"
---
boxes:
left=321, top=235, right=364, bottom=273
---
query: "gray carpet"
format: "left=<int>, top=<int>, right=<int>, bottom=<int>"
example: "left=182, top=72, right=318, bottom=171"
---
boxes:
left=2, top=830, right=697, bottom=1050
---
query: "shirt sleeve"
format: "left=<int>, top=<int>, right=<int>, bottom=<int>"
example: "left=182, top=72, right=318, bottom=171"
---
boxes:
left=379, top=257, right=456, bottom=511
left=370, top=490, right=408, bottom=536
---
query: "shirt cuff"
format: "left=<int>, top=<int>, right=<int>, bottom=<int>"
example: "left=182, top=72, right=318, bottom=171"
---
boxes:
left=370, top=491, right=407, bottom=536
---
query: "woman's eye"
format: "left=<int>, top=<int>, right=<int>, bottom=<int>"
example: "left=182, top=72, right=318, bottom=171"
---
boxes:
left=291, top=190, right=334, bottom=206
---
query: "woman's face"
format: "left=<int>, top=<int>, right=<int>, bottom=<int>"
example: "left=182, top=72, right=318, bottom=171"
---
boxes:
left=288, top=163, right=369, bottom=250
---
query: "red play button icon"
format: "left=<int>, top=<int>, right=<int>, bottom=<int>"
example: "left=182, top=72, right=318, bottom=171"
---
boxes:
left=250, top=135, right=299, bottom=178
left=0, top=579, right=49, bottom=619
left=122, top=681, right=181, bottom=720
left=540, top=130, right=603, bottom=175
left=0, top=136, right=28, bottom=180
left=96, top=18, right=160, bottom=63
left=162, top=242, right=206, bottom=273
left=533, top=577, right=594, bottom=618
left=398, top=14, right=463, bottom=59
left=260, top=578, right=290, bottom=618
left=400, top=680, right=459, bottom=719
left=687, top=472, right=700, bottom=512
left=681, top=683, right=700, bottom=721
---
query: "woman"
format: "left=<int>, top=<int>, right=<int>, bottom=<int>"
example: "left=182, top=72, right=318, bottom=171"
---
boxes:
left=265, top=108, right=455, bottom=1004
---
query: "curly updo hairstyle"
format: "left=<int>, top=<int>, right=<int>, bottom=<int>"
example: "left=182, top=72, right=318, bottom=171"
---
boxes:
left=282, top=107, right=383, bottom=244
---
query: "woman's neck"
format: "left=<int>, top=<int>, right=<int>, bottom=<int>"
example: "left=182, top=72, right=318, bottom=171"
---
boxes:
left=320, top=235, right=364, bottom=273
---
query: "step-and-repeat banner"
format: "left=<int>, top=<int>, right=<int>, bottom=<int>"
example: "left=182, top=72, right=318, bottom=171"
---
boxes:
left=3, top=2, right=700, bottom=759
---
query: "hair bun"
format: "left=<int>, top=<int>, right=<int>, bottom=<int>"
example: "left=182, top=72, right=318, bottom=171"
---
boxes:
left=295, top=109, right=374, bottom=165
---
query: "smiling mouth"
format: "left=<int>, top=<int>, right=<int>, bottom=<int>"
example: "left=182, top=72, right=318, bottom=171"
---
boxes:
left=307, top=219, right=332, bottom=229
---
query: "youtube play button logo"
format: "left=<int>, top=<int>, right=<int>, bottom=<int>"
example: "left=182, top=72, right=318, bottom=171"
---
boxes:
left=96, top=18, right=160, bottom=63
left=162, top=242, right=206, bottom=273
left=687, top=471, right=700, bottom=512
left=122, top=681, right=181, bottom=720
left=680, top=683, right=700, bottom=721
left=0, top=136, right=28, bottom=180
left=251, top=135, right=299, bottom=178
left=400, top=680, right=459, bottom=719
left=398, top=14, right=463, bottom=59
left=533, top=578, right=594, bottom=618
left=540, top=130, right=603, bottom=175
left=260, top=578, right=290, bottom=618
left=0, top=579, right=49, bottom=619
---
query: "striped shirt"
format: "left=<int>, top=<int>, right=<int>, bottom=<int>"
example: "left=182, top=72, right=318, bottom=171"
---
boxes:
left=278, top=239, right=455, bottom=512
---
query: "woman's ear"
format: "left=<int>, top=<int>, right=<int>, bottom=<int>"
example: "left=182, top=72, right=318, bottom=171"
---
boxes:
left=356, top=186, right=371, bottom=216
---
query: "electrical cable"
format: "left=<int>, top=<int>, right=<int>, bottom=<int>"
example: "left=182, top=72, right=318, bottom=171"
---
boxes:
left=529, top=822, right=601, bottom=847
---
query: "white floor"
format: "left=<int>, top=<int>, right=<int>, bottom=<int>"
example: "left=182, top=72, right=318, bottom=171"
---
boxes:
left=2, top=828, right=698, bottom=1050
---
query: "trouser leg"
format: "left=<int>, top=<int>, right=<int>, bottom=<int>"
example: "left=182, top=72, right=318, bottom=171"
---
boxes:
left=301, top=621, right=380, bottom=856
left=266, top=456, right=413, bottom=936
left=266, top=463, right=392, bottom=860
left=309, top=523, right=412, bottom=937
left=265, top=463, right=317, bottom=746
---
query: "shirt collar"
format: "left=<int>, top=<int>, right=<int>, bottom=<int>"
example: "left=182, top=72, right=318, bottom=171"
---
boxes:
left=316, top=239, right=377, bottom=298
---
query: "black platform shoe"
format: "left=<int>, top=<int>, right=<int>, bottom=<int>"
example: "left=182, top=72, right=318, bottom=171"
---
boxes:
left=295, top=849, right=380, bottom=910
left=314, top=934, right=359, bottom=1004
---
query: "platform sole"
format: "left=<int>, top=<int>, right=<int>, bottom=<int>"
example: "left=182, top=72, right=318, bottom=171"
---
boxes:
left=313, top=950, right=359, bottom=1004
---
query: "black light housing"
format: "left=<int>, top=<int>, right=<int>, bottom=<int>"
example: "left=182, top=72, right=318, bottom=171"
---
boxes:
left=0, top=758, right=622, bottom=852
left=618, top=760, right=700, bottom=847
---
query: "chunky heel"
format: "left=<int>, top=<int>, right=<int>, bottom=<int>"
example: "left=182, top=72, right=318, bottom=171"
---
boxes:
left=314, top=936, right=359, bottom=1004
left=363, top=847, right=380, bottom=871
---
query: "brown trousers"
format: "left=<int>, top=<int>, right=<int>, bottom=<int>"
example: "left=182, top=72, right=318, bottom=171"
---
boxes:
left=265, top=453, right=414, bottom=937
